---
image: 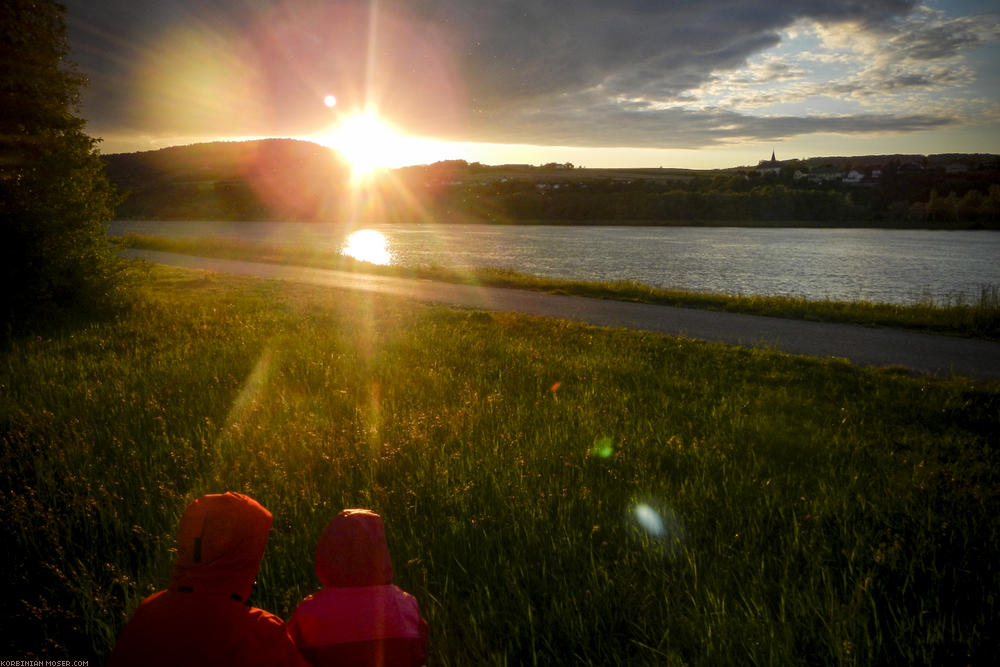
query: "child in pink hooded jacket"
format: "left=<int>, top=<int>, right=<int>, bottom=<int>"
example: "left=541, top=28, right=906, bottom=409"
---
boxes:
left=288, top=508, right=428, bottom=667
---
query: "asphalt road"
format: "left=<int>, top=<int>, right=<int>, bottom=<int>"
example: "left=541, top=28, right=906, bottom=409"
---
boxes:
left=127, top=248, right=1000, bottom=380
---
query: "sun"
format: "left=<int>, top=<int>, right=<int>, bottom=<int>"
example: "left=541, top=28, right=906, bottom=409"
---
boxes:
left=321, top=111, right=402, bottom=183
left=313, top=109, right=462, bottom=183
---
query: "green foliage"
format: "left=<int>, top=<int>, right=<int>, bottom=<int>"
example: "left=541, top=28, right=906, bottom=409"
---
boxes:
left=2, top=268, right=997, bottom=663
left=902, top=186, right=1000, bottom=225
left=0, top=0, right=128, bottom=327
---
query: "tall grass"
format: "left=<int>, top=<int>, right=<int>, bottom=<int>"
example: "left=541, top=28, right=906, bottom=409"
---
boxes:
left=119, top=233, right=1000, bottom=339
left=1, top=266, right=997, bottom=664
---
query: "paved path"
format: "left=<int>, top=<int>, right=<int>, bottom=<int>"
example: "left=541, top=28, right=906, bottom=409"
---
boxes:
left=127, top=249, right=1000, bottom=380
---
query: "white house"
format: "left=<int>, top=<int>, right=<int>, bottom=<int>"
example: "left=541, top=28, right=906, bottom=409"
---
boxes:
left=807, top=169, right=843, bottom=183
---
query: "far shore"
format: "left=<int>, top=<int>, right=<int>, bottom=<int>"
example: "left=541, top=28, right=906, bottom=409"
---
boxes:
left=111, top=217, right=1000, bottom=230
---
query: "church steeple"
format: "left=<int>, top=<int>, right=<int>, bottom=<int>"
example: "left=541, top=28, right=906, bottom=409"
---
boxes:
left=757, top=148, right=782, bottom=175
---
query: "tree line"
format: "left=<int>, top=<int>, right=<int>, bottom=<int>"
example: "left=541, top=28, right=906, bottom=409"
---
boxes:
left=102, top=150, right=1000, bottom=228
left=413, top=167, right=1000, bottom=227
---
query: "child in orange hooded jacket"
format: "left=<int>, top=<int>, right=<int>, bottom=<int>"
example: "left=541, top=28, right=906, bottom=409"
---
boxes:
left=108, top=492, right=307, bottom=667
left=288, top=508, right=428, bottom=667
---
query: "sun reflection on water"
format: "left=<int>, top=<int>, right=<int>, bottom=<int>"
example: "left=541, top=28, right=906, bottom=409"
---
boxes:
left=342, top=229, right=393, bottom=266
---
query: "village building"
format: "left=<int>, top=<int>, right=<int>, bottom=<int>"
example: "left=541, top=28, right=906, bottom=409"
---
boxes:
left=756, top=150, right=782, bottom=176
left=806, top=169, right=843, bottom=184
left=842, top=170, right=865, bottom=184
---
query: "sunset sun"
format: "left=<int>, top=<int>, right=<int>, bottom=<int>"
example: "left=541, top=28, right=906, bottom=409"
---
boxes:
left=322, top=112, right=401, bottom=182
left=314, top=109, right=462, bottom=182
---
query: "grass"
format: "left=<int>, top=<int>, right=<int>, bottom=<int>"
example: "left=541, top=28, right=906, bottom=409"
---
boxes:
left=2, top=265, right=998, bottom=665
left=118, top=233, right=1000, bottom=340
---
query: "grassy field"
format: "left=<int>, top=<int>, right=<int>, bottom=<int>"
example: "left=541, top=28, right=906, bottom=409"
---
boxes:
left=2, top=265, right=998, bottom=665
left=119, top=233, right=1000, bottom=340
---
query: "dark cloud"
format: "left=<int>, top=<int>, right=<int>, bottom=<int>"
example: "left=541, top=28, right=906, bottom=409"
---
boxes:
left=427, top=0, right=918, bottom=108
left=460, top=103, right=954, bottom=149
left=901, top=20, right=984, bottom=59
left=62, top=0, right=985, bottom=150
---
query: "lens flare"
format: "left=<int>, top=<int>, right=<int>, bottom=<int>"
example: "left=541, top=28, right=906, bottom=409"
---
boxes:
left=634, top=504, right=665, bottom=536
left=324, top=94, right=337, bottom=108
left=225, top=348, right=275, bottom=428
left=631, top=502, right=686, bottom=553
left=591, top=436, right=614, bottom=458
left=342, top=229, right=392, bottom=266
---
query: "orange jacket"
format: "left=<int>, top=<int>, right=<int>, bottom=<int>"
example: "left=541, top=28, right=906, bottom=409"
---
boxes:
left=288, top=509, right=428, bottom=667
left=108, top=492, right=307, bottom=667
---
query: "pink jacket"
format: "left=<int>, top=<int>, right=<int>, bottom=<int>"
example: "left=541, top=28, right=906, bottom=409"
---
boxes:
left=288, top=509, right=428, bottom=667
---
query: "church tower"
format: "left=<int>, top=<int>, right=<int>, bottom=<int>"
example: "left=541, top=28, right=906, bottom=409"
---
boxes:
left=757, top=149, right=781, bottom=176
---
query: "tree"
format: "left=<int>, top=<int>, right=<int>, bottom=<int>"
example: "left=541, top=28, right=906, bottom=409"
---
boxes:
left=1, top=0, right=127, bottom=328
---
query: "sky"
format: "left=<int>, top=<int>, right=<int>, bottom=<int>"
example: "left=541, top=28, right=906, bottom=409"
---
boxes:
left=63, top=0, right=1000, bottom=169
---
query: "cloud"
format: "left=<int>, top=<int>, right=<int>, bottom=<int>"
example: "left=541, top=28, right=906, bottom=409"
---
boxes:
left=463, top=103, right=954, bottom=149
left=801, top=8, right=996, bottom=109
left=876, top=8, right=998, bottom=61
left=431, top=0, right=917, bottom=110
left=64, top=0, right=996, bottom=150
left=684, top=7, right=996, bottom=117
left=397, top=0, right=957, bottom=143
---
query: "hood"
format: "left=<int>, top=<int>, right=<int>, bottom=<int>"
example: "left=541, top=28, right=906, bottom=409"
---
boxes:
left=315, top=508, right=394, bottom=588
left=168, top=492, right=273, bottom=601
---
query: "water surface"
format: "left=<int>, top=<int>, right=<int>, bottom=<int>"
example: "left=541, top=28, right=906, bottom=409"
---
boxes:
left=110, top=221, right=1000, bottom=305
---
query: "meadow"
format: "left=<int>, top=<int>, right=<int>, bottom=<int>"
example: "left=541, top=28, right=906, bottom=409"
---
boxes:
left=1, top=264, right=998, bottom=665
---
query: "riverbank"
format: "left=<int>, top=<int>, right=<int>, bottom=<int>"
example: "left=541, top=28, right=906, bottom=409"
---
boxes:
left=118, top=233, right=1000, bottom=339
left=124, top=248, right=1000, bottom=379
left=460, top=218, right=1000, bottom=230
left=111, top=217, right=1000, bottom=230
left=3, top=266, right=998, bottom=664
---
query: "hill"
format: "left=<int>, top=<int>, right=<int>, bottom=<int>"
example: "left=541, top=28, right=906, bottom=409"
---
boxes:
left=743, top=153, right=1000, bottom=172
left=103, top=139, right=350, bottom=221
left=102, top=140, right=1000, bottom=226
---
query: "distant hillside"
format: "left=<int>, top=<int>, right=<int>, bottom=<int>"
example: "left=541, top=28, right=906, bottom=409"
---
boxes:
left=735, top=153, right=1000, bottom=172
left=103, top=139, right=350, bottom=221
left=102, top=141, right=1000, bottom=226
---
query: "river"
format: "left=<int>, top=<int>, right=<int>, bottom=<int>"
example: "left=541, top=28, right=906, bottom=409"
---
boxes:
left=109, top=221, right=1000, bottom=305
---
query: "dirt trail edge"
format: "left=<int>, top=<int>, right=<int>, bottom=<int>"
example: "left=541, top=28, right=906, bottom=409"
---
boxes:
left=127, top=249, right=1000, bottom=380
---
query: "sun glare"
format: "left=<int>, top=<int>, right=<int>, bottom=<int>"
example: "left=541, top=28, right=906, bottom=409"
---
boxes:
left=341, top=229, right=392, bottom=265
left=313, top=109, right=465, bottom=183
left=322, top=112, right=403, bottom=183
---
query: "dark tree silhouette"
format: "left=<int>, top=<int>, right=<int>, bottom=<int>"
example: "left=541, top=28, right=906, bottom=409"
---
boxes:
left=1, top=0, right=127, bottom=328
